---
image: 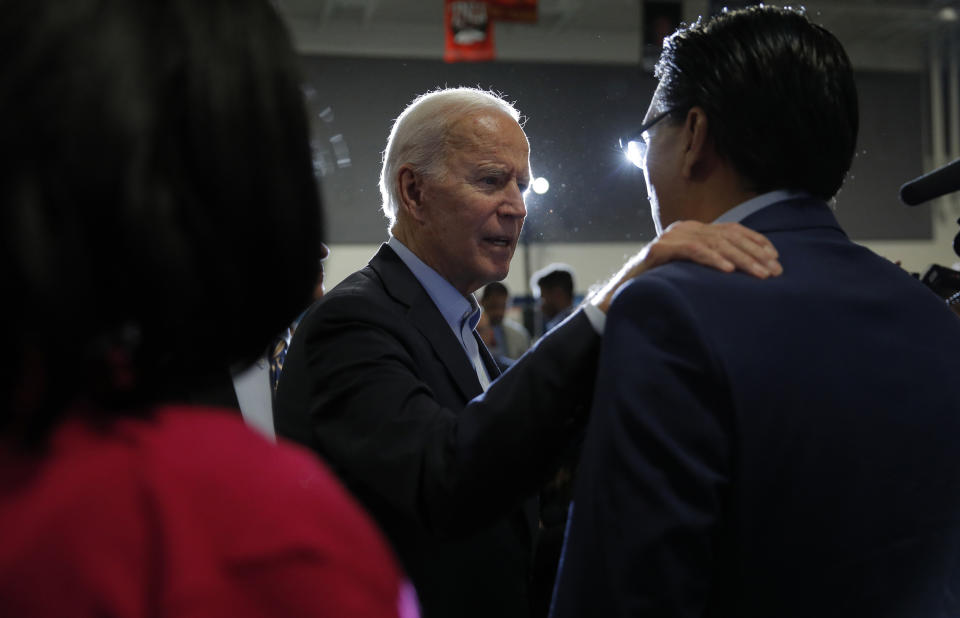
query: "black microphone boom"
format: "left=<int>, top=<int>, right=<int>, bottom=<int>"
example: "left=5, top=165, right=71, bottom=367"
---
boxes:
left=900, top=157, right=960, bottom=206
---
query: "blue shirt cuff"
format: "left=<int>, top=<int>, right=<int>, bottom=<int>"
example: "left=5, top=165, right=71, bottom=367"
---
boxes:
left=581, top=303, right=606, bottom=334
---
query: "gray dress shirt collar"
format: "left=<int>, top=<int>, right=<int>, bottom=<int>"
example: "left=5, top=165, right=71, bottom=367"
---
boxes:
left=713, top=189, right=810, bottom=223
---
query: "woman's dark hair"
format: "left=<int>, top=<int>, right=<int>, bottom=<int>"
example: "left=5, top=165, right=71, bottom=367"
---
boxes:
left=0, top=0, right=322, bottom=442
left=655, top=6, right=859, bottom=200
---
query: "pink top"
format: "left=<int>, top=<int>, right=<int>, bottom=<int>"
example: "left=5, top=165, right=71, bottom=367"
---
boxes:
left=0, top=404, right=419, bottom=617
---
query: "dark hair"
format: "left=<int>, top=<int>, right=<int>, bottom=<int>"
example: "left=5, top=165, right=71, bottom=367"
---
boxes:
left=654, top=6, right=859, bottom=200
left=536, top=266, right=574, bottom=298
left=1, top=0, right=322, bottom=441
left=481, top=281, right=509, bottom=301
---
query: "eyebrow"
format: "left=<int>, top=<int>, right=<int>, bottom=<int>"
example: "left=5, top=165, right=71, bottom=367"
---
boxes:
left=478, top=164, right=527, bottom=179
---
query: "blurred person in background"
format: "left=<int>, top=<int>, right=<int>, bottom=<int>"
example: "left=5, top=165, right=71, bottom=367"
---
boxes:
left=479, top=281, right=531, bottom=360
left=532, top=264, right=576, bottom=336
left=475, top=310, right=514, bottom=371
left=0, top=1, right=416, bottom=616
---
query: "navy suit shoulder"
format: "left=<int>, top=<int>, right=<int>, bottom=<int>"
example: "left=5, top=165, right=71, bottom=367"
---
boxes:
left=553, top=198, right=960, bottom=618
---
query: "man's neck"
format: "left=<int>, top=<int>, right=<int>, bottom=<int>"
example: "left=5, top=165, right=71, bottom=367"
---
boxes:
left=681, top=157, right=759, bottom=223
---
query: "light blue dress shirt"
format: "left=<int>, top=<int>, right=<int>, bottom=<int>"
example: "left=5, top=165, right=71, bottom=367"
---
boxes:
left=388, top=236, right=491, bottom=390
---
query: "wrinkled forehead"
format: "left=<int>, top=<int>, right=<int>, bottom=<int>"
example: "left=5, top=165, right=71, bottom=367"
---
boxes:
left=475, top=112, right=528, bottom=141
left=449, top=110, right=530, bottom=159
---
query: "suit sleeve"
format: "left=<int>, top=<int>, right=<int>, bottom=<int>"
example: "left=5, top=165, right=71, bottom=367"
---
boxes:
left=278, top=289, right=601, bottom=538
left=551, top=274, right=732, bottom=618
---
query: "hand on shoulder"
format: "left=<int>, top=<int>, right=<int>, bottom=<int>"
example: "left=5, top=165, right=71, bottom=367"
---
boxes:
left=588, top=220, right=782, bottom=313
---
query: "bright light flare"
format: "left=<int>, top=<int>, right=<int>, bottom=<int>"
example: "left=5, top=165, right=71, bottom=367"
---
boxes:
left=531, top=177, right=550, bottom=194
left=623, top=139, right=645, bottom=168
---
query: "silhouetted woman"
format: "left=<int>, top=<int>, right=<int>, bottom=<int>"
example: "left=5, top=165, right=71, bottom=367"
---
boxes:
left=0, top=1, right=417, bottom=615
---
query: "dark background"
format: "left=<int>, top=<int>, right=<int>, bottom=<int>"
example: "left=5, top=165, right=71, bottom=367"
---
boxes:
left=302, top=55, right=928, bottom=244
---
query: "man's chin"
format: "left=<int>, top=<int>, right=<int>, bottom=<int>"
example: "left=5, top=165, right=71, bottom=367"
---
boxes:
left=483, top=266, right=510, bottom=286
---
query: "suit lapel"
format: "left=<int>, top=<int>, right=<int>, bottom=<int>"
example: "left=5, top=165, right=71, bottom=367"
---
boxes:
left=371, top=245, right=536, bottom=546
left=409, top=296, right=486, bottom=400
left=370, top=244, right=485, bottom=402
left=475, top=332, right=502, bottom=381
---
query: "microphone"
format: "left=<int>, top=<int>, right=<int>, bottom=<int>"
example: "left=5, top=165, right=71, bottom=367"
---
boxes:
left=900, top=157, right=960, bottom=206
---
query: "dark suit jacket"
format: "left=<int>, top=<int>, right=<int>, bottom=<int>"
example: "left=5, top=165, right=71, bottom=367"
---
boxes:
left=552, top=197, right=960, bottom=617
left=275, top=244, right=601, bottom=618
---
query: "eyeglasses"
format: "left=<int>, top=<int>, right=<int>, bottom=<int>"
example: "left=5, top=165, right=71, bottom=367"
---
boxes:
left=619, top=107, right=683, bottom=168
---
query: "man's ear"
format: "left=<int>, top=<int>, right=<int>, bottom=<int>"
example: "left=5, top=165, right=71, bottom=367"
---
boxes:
left=681, top=106, right=713, bottom=179
left=398, top=165, right=427, bottom=223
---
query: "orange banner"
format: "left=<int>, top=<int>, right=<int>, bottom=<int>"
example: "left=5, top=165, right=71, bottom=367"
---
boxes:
left=444, top=0, right=495, bottom=62
left=488, top=0, right=537, bottom=23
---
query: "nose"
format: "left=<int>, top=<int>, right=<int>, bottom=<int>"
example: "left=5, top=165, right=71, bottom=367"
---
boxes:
left=500, top=180, right=527, bottom=219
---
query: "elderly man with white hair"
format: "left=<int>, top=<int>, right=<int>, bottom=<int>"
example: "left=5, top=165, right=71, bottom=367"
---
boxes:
left=274, top=86, right=781, bottom=618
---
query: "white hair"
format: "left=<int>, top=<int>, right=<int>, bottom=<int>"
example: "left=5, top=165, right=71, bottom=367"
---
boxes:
left=378, top=87, right=523, bottom=229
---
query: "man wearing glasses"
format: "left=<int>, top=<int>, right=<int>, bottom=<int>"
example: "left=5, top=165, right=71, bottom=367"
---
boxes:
left=551, top=7, right=960, bottom=617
